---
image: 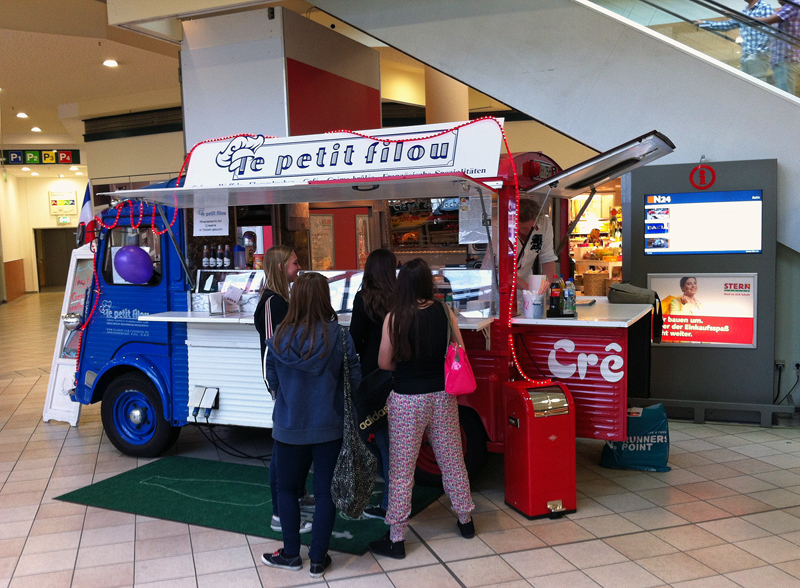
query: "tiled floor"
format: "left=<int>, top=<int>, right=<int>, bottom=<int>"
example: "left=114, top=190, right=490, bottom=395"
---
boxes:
left=2, top=291, right=800, bottom=587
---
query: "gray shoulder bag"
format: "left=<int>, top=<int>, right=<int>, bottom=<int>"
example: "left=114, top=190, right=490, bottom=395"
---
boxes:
left=330, top=327, right=377, bottom=518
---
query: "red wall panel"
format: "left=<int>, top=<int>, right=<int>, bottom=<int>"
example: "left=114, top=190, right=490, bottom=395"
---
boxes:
left=286, top=58, right=381, bottom=136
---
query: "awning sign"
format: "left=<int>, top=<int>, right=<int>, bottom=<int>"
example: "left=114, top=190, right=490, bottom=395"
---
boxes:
left=648, top=273, right=756, bottom=348
left=183, top=119, right=504, bottom=189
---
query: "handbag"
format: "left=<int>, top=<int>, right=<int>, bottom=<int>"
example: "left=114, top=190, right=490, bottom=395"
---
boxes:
left=442, top=303, right=477, bottom=396
left=607, top=282, right=663, bottom=344
left=353, top=368, right=393, bottom=434
left=330, top=327, right=377, bottom=518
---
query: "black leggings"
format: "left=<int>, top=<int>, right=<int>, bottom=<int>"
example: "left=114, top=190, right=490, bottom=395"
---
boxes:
left=274, top=438, right=342, bottom=562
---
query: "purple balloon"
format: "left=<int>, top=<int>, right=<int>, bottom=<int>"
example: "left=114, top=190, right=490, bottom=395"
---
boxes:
left=115, top=245, right=154, bottom=284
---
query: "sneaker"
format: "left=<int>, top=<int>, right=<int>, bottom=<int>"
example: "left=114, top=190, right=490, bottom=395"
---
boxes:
left=362, top=506, right=387, bottom=520
left=368, top=532, right=406, bottom=559
left=261, top=548, right=302, bottom=571
left=271, top=515, right=313, bottom=534
left=309, top=554, right=332, bottom=578
left=298, top=492, right=316, bottom=513
left=457, top=519, right=475, bottom=539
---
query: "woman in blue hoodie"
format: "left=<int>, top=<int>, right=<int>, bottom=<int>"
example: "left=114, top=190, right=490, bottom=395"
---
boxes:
left=262, top=272, right=361, bottom=579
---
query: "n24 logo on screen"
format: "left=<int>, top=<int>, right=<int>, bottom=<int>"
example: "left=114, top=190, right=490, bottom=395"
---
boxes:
left=650, top=195, right=671, bottom=204
left=548, top=339, right=624, bottom=383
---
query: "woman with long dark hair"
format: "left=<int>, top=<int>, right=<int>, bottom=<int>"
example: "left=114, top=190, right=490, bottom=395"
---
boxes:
left=369, top=258, right=475, bottom=559
left=348, top=248, right=396, bottom=519
left=262, top=272, right=361, bottom=578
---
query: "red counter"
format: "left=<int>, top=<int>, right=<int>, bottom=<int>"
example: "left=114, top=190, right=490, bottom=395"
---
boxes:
left=510, top=298, right=653, bottom=441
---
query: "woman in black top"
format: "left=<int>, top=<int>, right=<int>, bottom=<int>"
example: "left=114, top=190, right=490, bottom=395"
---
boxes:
left=348, top=248, right=396, bottom=519
left=253, top=245, right=311, bottom=534
left=368, top=258, right=475, bottom=560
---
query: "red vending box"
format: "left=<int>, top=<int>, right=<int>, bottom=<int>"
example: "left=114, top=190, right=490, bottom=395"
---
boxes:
left=503, top=381, right=577, bottom=519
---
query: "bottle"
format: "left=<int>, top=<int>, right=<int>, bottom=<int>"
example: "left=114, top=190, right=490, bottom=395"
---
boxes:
left=563, top=279, right=577, bottom=317
left=243, top=231, right=256, bottom=269
left=548, top=274, right=562, bottom=317
left=445, top=292, right=454, bottom=309
left=233, top=244, right=246, bottom=270
left=223, top=245, right=232, bottom=269
left=216, top=245, right=224, bottom=269
left=202, top=245, right=210, bottom=269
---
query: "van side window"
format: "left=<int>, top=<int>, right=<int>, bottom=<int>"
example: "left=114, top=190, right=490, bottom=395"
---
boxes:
left=102, top=227, right=163, bottom=286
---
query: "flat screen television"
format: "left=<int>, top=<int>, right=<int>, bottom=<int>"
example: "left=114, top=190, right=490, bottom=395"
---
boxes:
left=644, top=189, right=762, bottom=255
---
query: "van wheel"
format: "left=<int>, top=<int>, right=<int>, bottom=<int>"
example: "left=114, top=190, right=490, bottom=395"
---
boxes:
left=101, top=373, right=180, bottom=457
left=415, top=405, right=488, bottom=488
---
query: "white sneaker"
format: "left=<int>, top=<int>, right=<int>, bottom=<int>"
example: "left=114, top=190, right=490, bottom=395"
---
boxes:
left=271, top=515, right=312, bottom=534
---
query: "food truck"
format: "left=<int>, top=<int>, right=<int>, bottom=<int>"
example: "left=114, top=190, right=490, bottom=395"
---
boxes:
left=54, top=119, right=674, bottom=488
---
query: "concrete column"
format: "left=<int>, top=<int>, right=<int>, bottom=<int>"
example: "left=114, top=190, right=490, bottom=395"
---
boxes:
left=424, top=66, right=469, bottom=124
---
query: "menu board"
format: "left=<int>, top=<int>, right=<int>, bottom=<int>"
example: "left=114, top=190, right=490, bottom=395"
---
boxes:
left=310, top=214, right=335, bottom=270
left=60, top=259, right=94, bottom=358
left=648, top=273, right=756, bottom=348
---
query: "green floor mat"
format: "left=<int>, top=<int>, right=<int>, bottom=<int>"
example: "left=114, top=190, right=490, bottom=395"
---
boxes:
left=55, top=456, right=442, bottom=555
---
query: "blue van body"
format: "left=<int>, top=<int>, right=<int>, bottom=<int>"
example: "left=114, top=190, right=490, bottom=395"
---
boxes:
left=70, top=202, right=191, bottom=454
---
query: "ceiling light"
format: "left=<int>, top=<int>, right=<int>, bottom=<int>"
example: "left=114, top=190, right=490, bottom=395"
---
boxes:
left=31, top=127, right=41, bottom=132
left=31, top=172, right=39, bottom=176
left=76, top=172, right=84, bottom=176
left=16, top=112, right=28, bottom=118
left=103, top=59, right=118, bottom=67
left=59, top=174, right=65, bottom=178
left=69, top=166, right=78, bottom=171
left=21, top=167, right=30, bottom=171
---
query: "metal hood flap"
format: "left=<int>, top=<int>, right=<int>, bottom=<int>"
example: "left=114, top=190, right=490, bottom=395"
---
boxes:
left=525, top=131, right=675, bottom=199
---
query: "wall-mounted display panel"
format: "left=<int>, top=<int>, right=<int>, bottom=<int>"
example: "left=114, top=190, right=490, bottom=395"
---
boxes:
left=644, top=190, right=762, bottom=255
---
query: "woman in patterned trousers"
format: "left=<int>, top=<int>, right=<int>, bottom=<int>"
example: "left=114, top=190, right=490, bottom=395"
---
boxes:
left=369, top=258, right=475, bottom=559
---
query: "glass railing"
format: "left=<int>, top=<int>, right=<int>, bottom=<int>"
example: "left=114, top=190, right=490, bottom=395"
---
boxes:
left=591, top=0, right=800, bottom=98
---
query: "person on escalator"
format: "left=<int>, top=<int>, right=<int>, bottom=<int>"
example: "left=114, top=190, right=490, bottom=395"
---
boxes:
left=695, top=1, right=774, bottom=82
left=755, top=0, right=800, bottom=94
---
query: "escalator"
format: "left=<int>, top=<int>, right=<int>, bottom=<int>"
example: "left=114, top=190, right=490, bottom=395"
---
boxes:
left=312, top=0, right=800, bottom=253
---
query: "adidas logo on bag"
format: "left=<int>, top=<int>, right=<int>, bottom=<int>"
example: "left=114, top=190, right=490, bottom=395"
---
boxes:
left=359, top=405, right=388, bottom=430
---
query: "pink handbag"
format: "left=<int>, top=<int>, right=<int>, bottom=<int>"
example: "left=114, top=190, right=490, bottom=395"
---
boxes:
left=445, top=342, right=477, bottom=396
left=442, top=302, right=477, bottom=395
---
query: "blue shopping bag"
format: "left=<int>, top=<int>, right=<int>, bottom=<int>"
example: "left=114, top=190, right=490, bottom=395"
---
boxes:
left=600, top=404, right=671, bottom=472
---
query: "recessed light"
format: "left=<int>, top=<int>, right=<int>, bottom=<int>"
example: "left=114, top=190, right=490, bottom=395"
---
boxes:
left=31, top=172, right=39, bottom=176
left=76, top=172, right=84, bottom=176
left=69, top=166, right=78, bottom=171
left=31, top=127, right=41, bottom=132
left=16, top=112, right=28, bottom=118
left=59, top=174, right=65, bottom=178
left=21, top=167, right=30, bottom=171
left=103, top=59, right=118, bottom=67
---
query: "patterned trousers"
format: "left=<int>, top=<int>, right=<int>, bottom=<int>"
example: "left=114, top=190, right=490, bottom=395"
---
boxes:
left=385, top=390, right=475, bottom=542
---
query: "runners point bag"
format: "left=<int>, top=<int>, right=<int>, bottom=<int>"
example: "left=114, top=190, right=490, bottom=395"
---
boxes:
left=607, top=282, right=663, bottom=344
left=331, top=327, right=377, bottom=518
left=353, top=368, right=393, bottom=434
left=600, top=404, right=671, bottom=472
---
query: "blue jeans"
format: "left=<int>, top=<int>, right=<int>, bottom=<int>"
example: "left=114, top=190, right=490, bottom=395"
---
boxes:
left=270, top=445, right=311, bottom=517
left=367, top=426, right=390, bottom=509
left=274, top=438, right=342, bottom=562
left=773, top=61, right=799, bottom=95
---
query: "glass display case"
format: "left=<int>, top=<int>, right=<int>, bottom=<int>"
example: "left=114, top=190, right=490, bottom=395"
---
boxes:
left=192, top=269, right=265, bottom=313
left=317, top=268, right=497, bottom=319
